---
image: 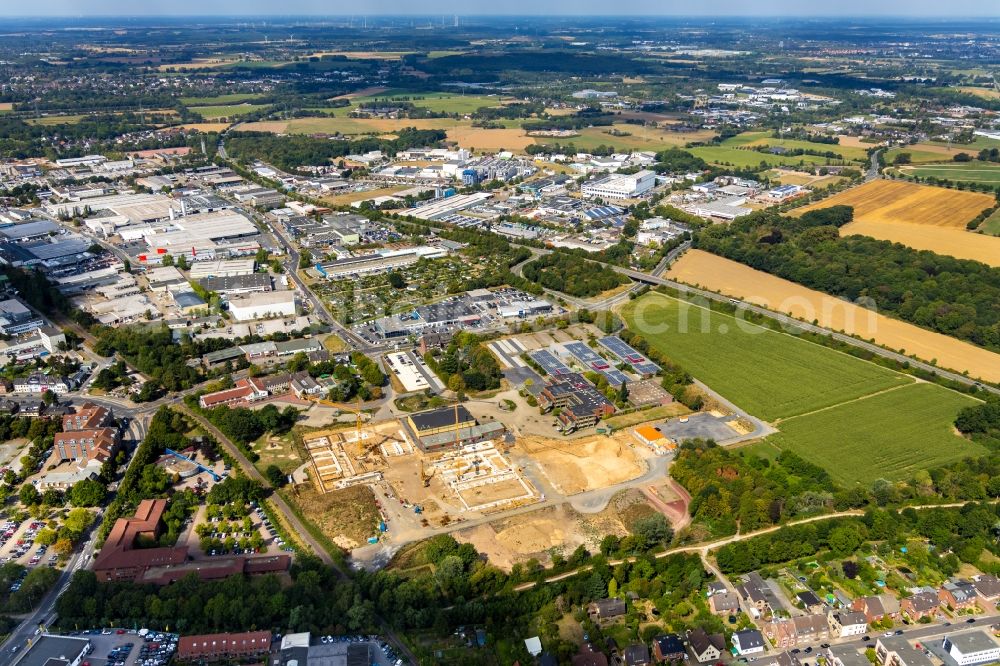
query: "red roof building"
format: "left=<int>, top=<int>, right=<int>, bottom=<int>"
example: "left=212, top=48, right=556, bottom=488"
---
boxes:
left=177, top=630, right=272, bottom=662
left=62, top=402, right=114, bottom=431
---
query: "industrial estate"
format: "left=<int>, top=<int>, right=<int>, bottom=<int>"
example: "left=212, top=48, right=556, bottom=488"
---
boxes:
left=0, top=10, right=999, bottom=666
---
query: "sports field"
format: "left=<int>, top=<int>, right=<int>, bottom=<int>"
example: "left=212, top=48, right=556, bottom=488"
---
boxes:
left=620, top=292, right=910, bottom=421
left=897, top=162, right=1000, bottom=184
left=666, top=250, right=1000, bottom=381
left=796, top=180, right=995, bottom=227
left=795, top=180, right=1000, bottom=266
left=761, top=383, right=984, bottom=485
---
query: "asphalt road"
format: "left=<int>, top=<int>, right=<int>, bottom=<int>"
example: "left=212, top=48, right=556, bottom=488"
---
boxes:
left=0, top=515, right=103, bottom=656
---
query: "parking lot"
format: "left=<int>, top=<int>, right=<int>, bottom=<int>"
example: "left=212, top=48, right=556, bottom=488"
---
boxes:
left=0, top=519, right=58, bottom=571
left=306, top=637, right=400, bottom=666
left=655, top=412, right=741, bottom=444
left=71, top=629, right=177, bottom=666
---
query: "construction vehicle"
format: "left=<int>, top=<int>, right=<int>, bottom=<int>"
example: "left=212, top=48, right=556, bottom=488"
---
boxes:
left=421, top=461, right=436, bottom=487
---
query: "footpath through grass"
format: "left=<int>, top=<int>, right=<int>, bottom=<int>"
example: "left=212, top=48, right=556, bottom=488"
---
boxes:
left=620, top=292, right=909, bottom=421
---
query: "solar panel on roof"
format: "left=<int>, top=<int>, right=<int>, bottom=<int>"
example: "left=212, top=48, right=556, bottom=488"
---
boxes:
left=604, top=370, right=630, bottom=386
left=530, top=349, right=571, bottom=375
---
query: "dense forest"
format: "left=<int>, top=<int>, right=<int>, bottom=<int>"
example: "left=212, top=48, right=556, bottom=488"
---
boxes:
left=521, top=253, right=630, bottom=298
left=695, top=207, right=1000, bottom=351
left=224, top=128, right=448, bottom=171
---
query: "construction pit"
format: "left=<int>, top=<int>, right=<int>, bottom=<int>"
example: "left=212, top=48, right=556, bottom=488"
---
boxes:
left=300, top=419, right=540, bottom=535
left=514, top=432, right=649, bottom=495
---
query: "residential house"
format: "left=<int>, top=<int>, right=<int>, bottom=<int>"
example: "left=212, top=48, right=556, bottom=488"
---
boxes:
left=900, top=591, right=940, bottom=622
left=732, top=630, right=766, bottom=656
left=875, top=636, right=934, bottom=666
left=763, top=615, right=827, bottom=649
left=757, top=653, right=803, bottom=666
left=707, top=581, right=728, bottom=596
left=625, top=644, right=652, bottom=666
left=13, top=373, right=72, bottom=394
left=572, top=643, right=610, bottom=666
left=794, top=614, right=829, bottom=644
left=709, top=592, right=741, bottom=616
left=940, top=581, right=979, bottom=612
left=737, top=572, right=780, bottom=617
left=588, top=598, right=626, bottom=623
left=796, top=591, right=825, bottom=614
left=828, top=610, right=868, bottom=638
left=852, top=594, right=900, bottom=624
left=827, top=645, right=872, bottom=666
left=687, top=628, right=725, bottom=663
left=653, top=635, right=686, bottom=663
left=971, top=575, right=1000, bottom=605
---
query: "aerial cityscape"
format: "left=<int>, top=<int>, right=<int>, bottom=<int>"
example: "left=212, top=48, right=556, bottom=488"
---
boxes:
left=0, top=8, right=999, bottom=666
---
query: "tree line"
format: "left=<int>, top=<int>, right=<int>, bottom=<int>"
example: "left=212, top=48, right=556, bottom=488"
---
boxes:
left=695, top=206, right=1000, bottom=351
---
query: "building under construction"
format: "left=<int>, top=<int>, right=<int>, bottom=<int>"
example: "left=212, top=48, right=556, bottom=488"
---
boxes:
left=405, top=405, right=506, bottom=452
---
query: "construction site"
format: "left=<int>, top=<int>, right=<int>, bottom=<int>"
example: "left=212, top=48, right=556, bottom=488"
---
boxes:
left=295, top=402, right=541, bottom=549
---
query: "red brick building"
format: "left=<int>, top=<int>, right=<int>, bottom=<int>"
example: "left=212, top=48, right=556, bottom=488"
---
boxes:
left=177, top=631, right=272, bottom=662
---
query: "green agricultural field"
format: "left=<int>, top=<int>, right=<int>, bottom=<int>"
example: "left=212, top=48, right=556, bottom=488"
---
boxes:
left=619, top=293, right=909, bottom=421
left=898, top=161, right=1000, bottom=184
left=181, top=92, right=265, bottom=105
left=347, top=90, right=504, bottom=115
left=688, top=145, right=850, bottom=170
left=884, top=147, right=957, bottom=164
left=551, top=124, right=706, bottom=152
left=761, top=383, right=984, bottom=485
left=722, top=131, right=870, bottom=162
left=190, top=103, right=269, bottom=119
left=982, top=209, right=1000, bottom=236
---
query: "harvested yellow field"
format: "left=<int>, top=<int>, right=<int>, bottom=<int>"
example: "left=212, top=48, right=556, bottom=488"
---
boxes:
left=796, top=180, right=1000, bottom=265
left=447, top=126, right=534, bottom=151
left=843, top=219, right=1000, bottom=267
left=322, top=186, right=409, bottom=205
left=175, top=122, right=230, bottom=132
left=667, top=249, right=1000, bottom=383
left=836, top=135, right=879, bottom=149
left=956, top=86, right=1000, bottom=100
left=796, top=179, right=994, bottom=227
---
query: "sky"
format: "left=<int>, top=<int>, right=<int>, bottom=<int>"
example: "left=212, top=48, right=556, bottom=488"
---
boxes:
left=6, top=0, right=1000, bottom=17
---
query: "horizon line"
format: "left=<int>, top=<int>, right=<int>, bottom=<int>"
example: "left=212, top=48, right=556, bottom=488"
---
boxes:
left=3, top=13, right=1000, bottom=19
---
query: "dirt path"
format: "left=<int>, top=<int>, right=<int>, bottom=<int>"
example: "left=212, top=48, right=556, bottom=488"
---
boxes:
left=511, top=499, right=992, bottom=592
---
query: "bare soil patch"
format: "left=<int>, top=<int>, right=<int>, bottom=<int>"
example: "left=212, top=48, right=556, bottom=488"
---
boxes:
left=517, top=433, right=647, bottom=495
